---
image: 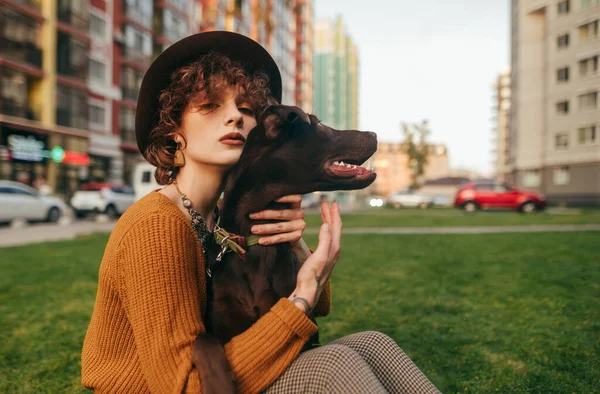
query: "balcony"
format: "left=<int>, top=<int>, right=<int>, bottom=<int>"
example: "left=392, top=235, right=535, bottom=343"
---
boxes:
left=56, top=107, right=87, bottom=130
left=121, top=46, right=152, bottom=70
left=57, top=2, right=89, bottom=33
left=1, top=99, right=37, bottom=120
left=0, top=37, right=43, bottom=69
left=122, top=87, right=139, bottom=102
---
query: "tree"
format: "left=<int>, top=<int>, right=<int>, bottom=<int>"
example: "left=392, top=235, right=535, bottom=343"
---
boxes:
left=401, top=120, right=431, bottom=190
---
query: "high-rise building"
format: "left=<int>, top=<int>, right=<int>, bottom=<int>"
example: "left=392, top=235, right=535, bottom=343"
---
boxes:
left=509, top=0, right=599, bottom=205
left=491, top=69, right=511, bottom=182
left=0, top=0, right=92, bottom=198
left=198, top=0, right=309, bottom=106
left=295, top=0, right=313, bottom=111
left=313, top=16, right=358, bottom=130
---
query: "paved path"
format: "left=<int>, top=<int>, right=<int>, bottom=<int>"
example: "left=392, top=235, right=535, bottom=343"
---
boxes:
left=1, top=222, right=599, bottom=248
left=305, top=224, right=600, bottom=235
left=0, top=221, right=116, bottom=248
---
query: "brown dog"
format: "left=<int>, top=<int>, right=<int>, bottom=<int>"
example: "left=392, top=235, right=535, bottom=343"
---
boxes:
left=192, top=105, right=377, bottom=393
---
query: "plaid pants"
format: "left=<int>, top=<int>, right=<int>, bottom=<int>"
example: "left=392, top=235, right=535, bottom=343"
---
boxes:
left=264, top=331, right=440, bottom=394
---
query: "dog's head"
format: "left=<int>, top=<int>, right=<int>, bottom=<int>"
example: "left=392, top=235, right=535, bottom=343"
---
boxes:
left=227, top=105, right=377, bottom=199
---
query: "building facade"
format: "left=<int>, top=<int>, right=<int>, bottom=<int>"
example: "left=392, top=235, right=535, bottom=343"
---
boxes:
left=1, top=0, right=313, bottom=196
left=313, top=16, right=358, bottom=130
left=509, top=0, right=599, bottom=205
left=197, top=0, right=310, bottom=106
left=370, top=142, right=450, bottom=197
left=491, top=69, right=511, bottom=182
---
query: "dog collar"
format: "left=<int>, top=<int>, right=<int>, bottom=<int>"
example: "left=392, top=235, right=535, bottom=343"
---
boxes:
left=211, top=219, right=260, bottom=274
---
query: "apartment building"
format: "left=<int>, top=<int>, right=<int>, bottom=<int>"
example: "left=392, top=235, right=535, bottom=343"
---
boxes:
left=370, top=142, right=450, bottom=197
left=509, top=0, right=600, bottom=205
left=313, top=16, right=359, bottom=130
left=491, top=69, right=511, bottom=182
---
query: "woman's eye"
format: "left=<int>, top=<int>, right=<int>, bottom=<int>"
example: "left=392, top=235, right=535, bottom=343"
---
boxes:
left=199, top=103, right=218, bottom=111
left=239, top=107, right=254, bottom=116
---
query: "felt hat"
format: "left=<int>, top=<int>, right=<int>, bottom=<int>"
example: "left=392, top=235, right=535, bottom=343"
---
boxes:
left=135, top=31, right=282, bottom=157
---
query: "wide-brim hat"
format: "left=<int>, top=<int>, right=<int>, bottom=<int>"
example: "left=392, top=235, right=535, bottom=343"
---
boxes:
left=135, top=31, right=282, bottom=158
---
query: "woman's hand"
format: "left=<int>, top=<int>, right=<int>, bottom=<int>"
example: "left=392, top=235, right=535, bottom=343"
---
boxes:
left=288, top=202, right=341, bottom=315
left=249, top=194, right=307, bottom=247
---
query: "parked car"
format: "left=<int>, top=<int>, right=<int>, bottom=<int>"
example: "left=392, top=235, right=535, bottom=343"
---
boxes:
left=387, top=190, right=433, bottom=209
left=0, top=180, right=67, bottom=223
left=70, top=183, right=135, bottom=218
left=431, top=195, right=452, bottom=207
left=454, top=182, right=546, bottom=213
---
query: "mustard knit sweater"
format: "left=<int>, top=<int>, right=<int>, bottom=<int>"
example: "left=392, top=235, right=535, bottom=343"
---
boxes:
left=81, top=191, right=331, bottom=394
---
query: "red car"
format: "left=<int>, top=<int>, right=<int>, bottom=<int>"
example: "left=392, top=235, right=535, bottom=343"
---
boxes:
left=454, top=182, right=546, bottom=213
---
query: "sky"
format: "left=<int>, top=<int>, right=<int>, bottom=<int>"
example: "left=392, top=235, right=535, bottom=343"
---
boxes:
left=314, top=0, right=511, bottom=175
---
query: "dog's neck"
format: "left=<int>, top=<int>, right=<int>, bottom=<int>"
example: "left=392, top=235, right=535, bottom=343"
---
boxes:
left=220, top=178, right=286, bottom=237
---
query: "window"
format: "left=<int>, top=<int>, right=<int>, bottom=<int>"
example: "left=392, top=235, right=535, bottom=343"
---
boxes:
left=579, top=20, right=599, bottom=42
left=579, top=55, right=599, bottom=77
left=557, top=67, right=569, bottom=82
left=557, top=34, right=570, bottom=49
left=553, top=166, right=570, bottom=186
left=474, top=184, right=494, bottom=191
left=120, top=107, right=136, bottom=143
left=56, top=84, right=88, bottom=129
left=56, top=32, right=87, bottom=79
left=556, top=101, right=569, bottom=114
left=121, top=67, right=143, bottom=101
left=578, top=125, right=597, bottom=144
left=579, top=91, right=598, bottom=110
left=90, top=14, right=106, bottom=41
left=89, top=59, right=106, bottom=83
left=555, top=132, right=569, bottom=149
left=89, top=103, right=105, bottom=127
left=523, top=171, right=541, bottom=187
left=558, top=0, right=570, bottom=14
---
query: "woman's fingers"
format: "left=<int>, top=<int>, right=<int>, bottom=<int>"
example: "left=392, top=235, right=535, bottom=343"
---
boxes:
left=251, top=218, right=306, bottom=235
left=250, top=208, right=304, bottom=221
left=275, top=194, right=302, bottom=207
left=321, top=202, right=332, bottom=225
left=311, top=223, right=332, bottom=263
left=258, top=230, right=303, bottom=246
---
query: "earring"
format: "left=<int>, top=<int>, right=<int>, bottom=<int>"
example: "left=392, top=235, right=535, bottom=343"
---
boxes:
left=174, top=146, right=185, bottom=167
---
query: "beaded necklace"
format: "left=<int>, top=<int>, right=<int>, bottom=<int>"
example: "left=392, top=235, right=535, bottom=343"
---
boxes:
left=171, top=180, right=219, bottom=253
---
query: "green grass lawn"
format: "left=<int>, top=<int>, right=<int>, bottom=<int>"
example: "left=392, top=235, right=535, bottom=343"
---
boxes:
left=304, top=208, right=600, bottom=228
left=1, top=231, right=599, bottom=393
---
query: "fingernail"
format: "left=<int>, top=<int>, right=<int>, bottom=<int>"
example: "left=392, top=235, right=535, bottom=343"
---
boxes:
left=251, top=226, right=259, bottom=233
left=249, top=213, right=258, bottom=218
left=259, top=238, right=269, bottom=245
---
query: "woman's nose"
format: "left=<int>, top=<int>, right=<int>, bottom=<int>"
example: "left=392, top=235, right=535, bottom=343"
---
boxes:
left=224, top=105, right=243, bottom=128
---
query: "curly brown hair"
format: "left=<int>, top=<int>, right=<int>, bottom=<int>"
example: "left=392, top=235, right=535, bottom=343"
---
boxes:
left=144, top=52, right=277, bottom=185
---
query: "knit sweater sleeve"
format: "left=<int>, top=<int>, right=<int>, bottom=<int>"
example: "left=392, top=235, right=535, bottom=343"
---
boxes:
left=118, top=213, right=318, bottom=394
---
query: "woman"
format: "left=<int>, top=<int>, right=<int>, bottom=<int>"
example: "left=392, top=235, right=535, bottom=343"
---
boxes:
left=81, top=32, right=439, bottom=393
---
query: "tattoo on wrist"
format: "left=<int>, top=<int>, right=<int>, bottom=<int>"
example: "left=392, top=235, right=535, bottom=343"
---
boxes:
left=291, top=297, right=313, bottom=314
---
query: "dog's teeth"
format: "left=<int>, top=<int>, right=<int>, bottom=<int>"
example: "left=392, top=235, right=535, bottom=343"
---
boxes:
left=339, top=161, right=345, bottom=165
left=351, top=165, right=357, bottom=169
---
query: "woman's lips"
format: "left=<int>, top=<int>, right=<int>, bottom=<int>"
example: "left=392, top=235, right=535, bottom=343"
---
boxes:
left=220, top=139, right=245, bottom=146
left=220, top=132, right=246, bottom=146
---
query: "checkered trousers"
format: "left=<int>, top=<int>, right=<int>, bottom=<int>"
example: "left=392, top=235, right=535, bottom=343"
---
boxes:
left=264, top=331, right=440, bottom=394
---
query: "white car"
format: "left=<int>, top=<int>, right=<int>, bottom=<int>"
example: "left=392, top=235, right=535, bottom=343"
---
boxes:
left=70, top=183, right=135, bottom=218
left=0, top=180, right=67, bottom=223
left=387, top=190, right=433, bottom=209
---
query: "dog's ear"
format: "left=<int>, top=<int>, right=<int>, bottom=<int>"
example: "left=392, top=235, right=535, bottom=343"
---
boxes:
left=261, top=105, right=310, bottom=140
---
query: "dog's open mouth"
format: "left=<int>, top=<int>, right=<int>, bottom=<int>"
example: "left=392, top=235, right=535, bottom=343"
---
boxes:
left=328, top=159, right=375, bottom=179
